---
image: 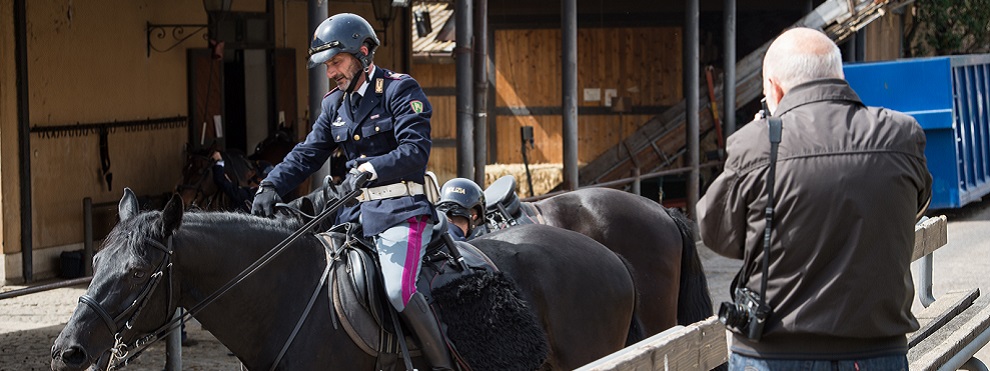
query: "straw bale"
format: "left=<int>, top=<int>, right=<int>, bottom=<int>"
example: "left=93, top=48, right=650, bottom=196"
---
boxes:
left=483, top=163, right=564, bottom=197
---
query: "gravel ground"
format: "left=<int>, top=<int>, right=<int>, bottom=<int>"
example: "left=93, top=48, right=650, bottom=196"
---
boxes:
left=0, top=284, right=241, bottom=371
left=3, top=198, right=989, bottom=370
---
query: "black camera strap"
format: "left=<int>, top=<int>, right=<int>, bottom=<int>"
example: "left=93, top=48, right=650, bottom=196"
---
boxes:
left=733, top=117, right=781, bottom=309
left=760, top=117, right=782, bottom=307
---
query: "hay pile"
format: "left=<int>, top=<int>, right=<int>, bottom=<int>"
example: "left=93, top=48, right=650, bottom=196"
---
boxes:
left=484, top=163, right=564, bottom=197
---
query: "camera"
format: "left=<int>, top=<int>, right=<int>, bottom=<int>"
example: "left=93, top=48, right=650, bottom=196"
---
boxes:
left=759, top=97, right=769, bottom=119
left=718, top=287, right=772, bottom=341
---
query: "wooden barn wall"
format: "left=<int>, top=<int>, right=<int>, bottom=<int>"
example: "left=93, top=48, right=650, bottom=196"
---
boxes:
left=495, top=27, right=682, bottom=164
left=409, top=63, right=458, bottom=183
left=0, top=0, right=324, bottom=282
left=412, top=26, right=683, bottom=182
left=863, top=11, right=903, bottom=62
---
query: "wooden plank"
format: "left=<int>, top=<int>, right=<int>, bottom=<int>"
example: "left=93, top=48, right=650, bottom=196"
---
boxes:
left=913, top=215, right=949, bottom=262
left=908, top=289, right=980, bottom=347
left=577, top=316, right=727, bottom=371
left=909, top=301, right=990, bottom=371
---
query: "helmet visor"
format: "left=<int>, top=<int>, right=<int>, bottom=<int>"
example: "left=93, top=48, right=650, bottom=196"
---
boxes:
left=307, top=41, right=343, bottom=69
left=437, top=202, right=473, bottom=220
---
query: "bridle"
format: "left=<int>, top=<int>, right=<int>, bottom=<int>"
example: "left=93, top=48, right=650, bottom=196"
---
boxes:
left=72, top=185, right=362, bottom=370
left=77, top=236, right=175, bottom=370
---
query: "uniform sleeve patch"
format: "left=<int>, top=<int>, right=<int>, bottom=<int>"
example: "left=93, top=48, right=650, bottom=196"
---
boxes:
left=410, top=100, right=424, bottom=113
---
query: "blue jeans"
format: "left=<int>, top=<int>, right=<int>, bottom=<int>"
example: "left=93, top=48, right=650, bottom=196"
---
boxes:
left=729, top=353, right=907, bottom=371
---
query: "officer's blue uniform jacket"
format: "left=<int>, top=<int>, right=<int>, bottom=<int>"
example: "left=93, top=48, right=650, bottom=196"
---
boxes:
left=447, top=222, right=467, bottom=241
left=265, top=66, right=433, bottom=236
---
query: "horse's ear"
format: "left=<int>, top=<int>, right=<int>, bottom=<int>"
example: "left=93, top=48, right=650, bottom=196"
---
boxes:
left=300, top=196, right=315, bottom=216
left=160, top=193, right=184, bottom=236
left=118, top=188, right=140, bottom=221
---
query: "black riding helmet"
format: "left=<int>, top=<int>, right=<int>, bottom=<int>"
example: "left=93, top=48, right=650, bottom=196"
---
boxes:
left=307, top=13, right=379, bottom=70
left=437, top=178, right=486, bottom=229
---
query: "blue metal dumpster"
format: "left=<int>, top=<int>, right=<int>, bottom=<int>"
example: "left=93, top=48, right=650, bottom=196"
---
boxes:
left=844, top=54, right=990, bottom=209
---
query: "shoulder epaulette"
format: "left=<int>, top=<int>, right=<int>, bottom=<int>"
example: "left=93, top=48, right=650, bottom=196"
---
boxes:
left=385, top=72, right=408, bottom=80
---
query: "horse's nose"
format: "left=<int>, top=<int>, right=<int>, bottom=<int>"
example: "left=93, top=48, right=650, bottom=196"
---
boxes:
left=52, top=345, right=88, bottom=369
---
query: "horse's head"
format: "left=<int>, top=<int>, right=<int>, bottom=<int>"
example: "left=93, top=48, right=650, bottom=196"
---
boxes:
left=52, top=189, right=185, bottom=371
left=249, top=127, right=296, bottom=165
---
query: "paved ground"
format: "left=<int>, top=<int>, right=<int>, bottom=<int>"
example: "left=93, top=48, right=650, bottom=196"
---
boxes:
left=2, top=198, right=989, bottom=370
left=0, top=282, right=240, bottom=371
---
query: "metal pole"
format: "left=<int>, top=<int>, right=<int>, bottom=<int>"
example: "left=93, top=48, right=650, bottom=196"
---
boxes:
left=562, top=0, right=579, bottom=190
left=0, top=276, right=91, bottom=301
left=456, top=0, right=475, bottom=179
left=308, top=0, right=330, bottom=189
left=842, top=37, right=856, bottom=62
left=632, top=168, right=641, bottom=196
left=15, top=0, right=33, bottom=283
left=855, top=29, right=867, bottom=62
left=83, top=198, right=93, bottom=276
left=473, top=0, right=489, bottom=185
left=686, top=0, right=700, bottom=218
left=723, top=0, right=737, bottom=136
left=165, top=309, right=182, bottom=370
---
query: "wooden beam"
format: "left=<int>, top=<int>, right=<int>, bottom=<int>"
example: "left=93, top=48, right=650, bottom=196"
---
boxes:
left=908, top=302, right=990, bottom=371
left=913, top=215, right=948, bottom=262
left=576, top=316, right=727, bottom=371
left=908, top=289, right=980, bottom=347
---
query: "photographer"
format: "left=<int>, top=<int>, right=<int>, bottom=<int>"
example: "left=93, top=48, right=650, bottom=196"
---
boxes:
left=697, top=28, right=931, bottom=370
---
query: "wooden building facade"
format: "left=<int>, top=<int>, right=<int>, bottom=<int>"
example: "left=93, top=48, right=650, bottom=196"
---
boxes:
left=412, top=0, right=910, bottom=185
left=0, top=0, right=912, bottom=284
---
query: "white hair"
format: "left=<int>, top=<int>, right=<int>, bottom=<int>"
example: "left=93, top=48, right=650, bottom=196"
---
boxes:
left=764, top=29, right=844, bottom=91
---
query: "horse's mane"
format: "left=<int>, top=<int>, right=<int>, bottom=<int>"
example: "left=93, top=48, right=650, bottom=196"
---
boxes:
left=99, top=209, right=305, bottom=253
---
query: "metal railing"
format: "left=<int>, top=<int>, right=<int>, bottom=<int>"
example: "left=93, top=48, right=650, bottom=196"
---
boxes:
left=521, top=161, right=724, bottom=203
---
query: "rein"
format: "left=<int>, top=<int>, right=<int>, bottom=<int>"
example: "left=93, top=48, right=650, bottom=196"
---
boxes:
left=81, top=178, right=367, bottom=370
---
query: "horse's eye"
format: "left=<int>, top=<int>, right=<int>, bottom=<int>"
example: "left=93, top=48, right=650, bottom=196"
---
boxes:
left=133, top=271, right=145, bottom=279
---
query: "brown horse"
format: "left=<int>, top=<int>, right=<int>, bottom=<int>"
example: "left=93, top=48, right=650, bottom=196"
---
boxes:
left=175, top=147, right=229, bottom=211
left=176, top=129, right=297, bottom=211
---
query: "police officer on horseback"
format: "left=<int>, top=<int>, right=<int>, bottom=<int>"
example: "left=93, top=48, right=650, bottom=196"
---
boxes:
left=251, top=13, right=455, bottom=370
left=437, top=178, right=488, bottom=241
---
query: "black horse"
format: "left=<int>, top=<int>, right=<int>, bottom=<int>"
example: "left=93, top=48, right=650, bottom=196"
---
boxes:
left=525, top=187, right=713, bottom=332
left=294, top=181, right=714, bottom=336
left=51, top=189, right=638, bottom=370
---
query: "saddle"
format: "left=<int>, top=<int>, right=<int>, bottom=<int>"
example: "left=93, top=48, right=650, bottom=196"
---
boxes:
left=483, top=175, right=545, bottom=232
left=315, top=217, right=497, bottom=368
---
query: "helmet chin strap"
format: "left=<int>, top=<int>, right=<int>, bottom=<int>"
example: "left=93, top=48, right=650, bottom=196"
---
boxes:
left=343, top=69, right=361, bottom=93
left=343, top=54, right=373, bottom=93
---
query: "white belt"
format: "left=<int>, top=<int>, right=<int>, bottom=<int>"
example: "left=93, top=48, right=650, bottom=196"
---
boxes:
left=357, top=181, right=425, bottom=202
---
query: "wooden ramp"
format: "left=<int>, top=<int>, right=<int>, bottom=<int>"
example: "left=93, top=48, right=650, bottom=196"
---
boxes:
left=578, top=0, right=899, bottom=186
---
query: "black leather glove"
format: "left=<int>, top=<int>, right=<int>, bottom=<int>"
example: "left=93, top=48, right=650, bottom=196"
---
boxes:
left=332, top=170, right=371, bottom=207
left=251, top=184, right=282, bottom=217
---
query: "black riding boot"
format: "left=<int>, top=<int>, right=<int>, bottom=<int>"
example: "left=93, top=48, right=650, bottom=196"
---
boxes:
left=400, top=292, right=456, bottom=371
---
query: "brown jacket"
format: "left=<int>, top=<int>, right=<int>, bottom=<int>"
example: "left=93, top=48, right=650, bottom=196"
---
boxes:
left=698, top=78, right=932, bottom=359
